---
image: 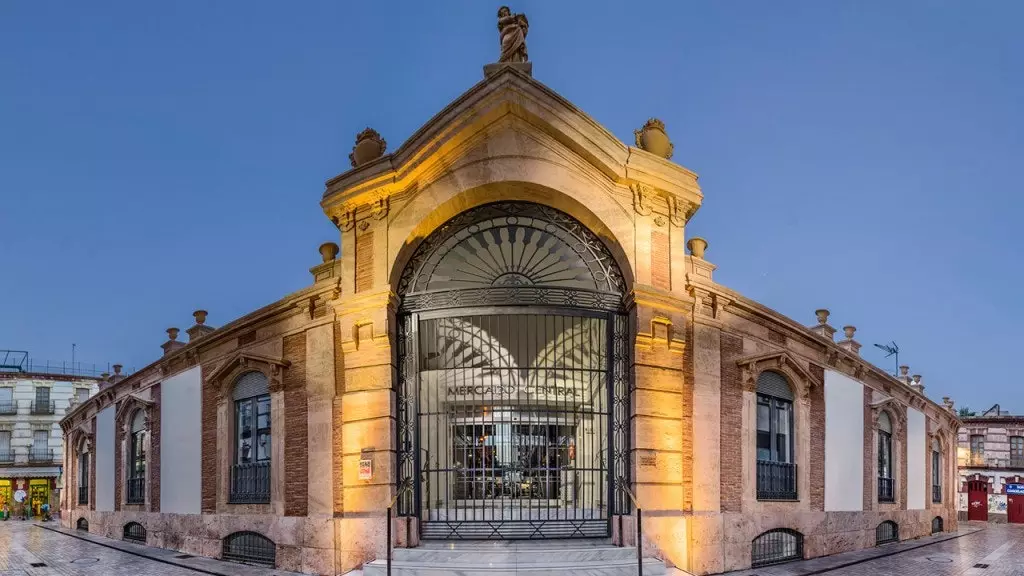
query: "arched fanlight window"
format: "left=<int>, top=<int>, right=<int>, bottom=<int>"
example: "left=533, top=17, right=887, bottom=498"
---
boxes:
left=932, top=438, right=942, bottom=503
left=127, top=410, right=146, bottom=504
left=756, top=371, right=796, bottom=500
left=877, top=412, right=894, bottom=502
left=231, top=372, right=271, bottom=503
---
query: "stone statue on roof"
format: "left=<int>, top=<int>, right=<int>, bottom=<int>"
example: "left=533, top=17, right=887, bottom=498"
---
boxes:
left=497, top=6, right=529, bottom=63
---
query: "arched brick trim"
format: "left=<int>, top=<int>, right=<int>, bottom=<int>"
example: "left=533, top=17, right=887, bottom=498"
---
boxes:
left=114, top=395, right=153, bottom=511
left=870, top=402, right=907, bottom=508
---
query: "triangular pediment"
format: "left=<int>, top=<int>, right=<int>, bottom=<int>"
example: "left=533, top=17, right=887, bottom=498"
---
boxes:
left=735, top=350, right=821, bottom=387
left=322, top=65, right=701, bottom=219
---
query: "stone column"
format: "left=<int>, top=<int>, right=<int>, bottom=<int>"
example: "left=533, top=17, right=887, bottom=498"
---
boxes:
left=333, top=288, right=397, bottom=574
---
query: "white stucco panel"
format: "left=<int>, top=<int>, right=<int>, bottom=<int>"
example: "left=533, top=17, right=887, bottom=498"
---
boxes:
left=824, top=370, right=864, bottom=511
left=94, top=405, right=115, bottom=512
left=160, top=366, right=202, bottom=514
left=907, top=407, right=927, bottom=510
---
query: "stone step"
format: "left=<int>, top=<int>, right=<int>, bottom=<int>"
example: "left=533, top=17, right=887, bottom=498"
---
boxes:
left=363, top=549, right=666, bottom=576
left=392, top=545, right=639, bottom=564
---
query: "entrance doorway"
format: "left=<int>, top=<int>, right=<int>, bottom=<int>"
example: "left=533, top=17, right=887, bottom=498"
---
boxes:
left=967, top=480, right=988, bottom=522
left=1008, top=485, right=1024, bottom=524
left=29, top=479, right=49, bottom=517
left=395, top=202, right=629, bottom=539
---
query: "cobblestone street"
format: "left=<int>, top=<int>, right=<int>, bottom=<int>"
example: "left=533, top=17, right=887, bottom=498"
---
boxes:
left=727, top=523, right=1024, bottom=576
left=0, top=521, right=298, bottom=575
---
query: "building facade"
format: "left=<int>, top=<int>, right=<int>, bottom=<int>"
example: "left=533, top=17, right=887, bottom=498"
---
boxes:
left=957, top=406, right=1024, bottom=523
left=59, top=60, right=960, bottom=574
left=0, top=352, right=101, bottom=516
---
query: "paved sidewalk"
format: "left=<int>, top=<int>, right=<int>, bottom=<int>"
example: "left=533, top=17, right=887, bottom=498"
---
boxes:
left=722, top=523, right=995, bottom=576
left=16, top=522, right=302, bottom=575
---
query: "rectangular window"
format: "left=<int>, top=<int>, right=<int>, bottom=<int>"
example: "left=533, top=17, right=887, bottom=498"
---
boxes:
left=32, top=430, right=48, bottom=450
left=878, top=432, right=892, bottom=479
left=1011, top=437, right=1024, bottom=466
left=970, top=435, right=985, bottom=465
left=76, top=388, right=90, bottom=403
left=756, top=394, right=793, bottom=463
left=0, top=431, right=10, bottom=461
left=0, top=387, right=12, bottom=404
left=35, top=387, right=50, bottom=405
left=235, top=395, right=271, bottom=465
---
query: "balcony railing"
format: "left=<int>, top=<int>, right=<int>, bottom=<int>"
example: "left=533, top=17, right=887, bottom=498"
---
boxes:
left=1011, top=458, right=1024, bottom=469
left=756, top=460, right=798, bottom=500
left=126, top=477, right=145, bottom=504
left=0, top=402, right=17, bottom=415
left=932, top=484, right=941, bottom=503
left=964, top=455, right=1024, bottom=469
left=878, top=477, right=895, bottom=502
left=28, top=448, right=54, bottom=463
left=0, top=451, right=12, bottom=463
left=78, top=485, right=89, bottom=505
left=230, top=462, right=271, bottom=504
left=969, top=455, right=986, bottom=467
left=30, top=400, right=55, bottom=415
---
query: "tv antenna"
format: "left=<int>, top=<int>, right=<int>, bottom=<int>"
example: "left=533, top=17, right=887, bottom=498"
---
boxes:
left=873, top=341, right=899, bottom=376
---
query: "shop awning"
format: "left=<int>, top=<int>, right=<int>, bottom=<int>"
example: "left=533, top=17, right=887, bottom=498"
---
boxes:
left=0, top=467, right=60, bottom=479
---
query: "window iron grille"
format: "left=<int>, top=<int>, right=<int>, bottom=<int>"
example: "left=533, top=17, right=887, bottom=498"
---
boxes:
left=126, top=477, right=145, bottom=504
left=931, top=516, right=943, bottom=534
left=0, top=451, right=13, bottom=464
left=751, top=529, right=803, bottom=567
left=878, top=477, right=895, bottom=502
left=76, top=517, right=89, bottom=531
left=876, top=520, right=899, bottom=545
left=30, top=400, right=54, bottom=415
left=0, top=403, right=16, bottom=415
left=932, top=484, right=941, bottom=503
left=122, top=522, right=146, bottom=544
left=757, top=461, right=797, bottom=500
left=230, top=462, right=270, bottom=504
left=78, top=485, right=89, bottom=505
left=222, top=531, right=276, bottom=567
left=28, top=449, right=54, bottom=463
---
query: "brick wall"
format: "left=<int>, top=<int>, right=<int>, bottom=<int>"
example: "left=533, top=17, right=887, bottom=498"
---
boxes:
left=808, top=364, right=825, bottom=510
left=719, top=332, right=744, bottom=513
left=89, top=415, right=97, bottom=511
left=863, top=387, right=873, bottom=511
left=150, top=383, right=161, bottom=512
left=201, top=362, right=218, bottom=513
left=114, top=400, right=122, bottom=511
left=283, top=332, right=308, bottom=516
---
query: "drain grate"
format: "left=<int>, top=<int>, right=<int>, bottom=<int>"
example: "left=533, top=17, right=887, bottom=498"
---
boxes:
left=30, top=562, right=46, bottom=567
left=174, top=554, right=193, bottom=559
left=974, top=564, right=989, bottom=569
left=71, top=558, right=100, bottom=564
left=927, top=557, right=953, bottom=563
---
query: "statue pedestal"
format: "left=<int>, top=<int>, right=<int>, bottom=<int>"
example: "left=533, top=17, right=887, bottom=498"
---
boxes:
left=483, top=62, right=533, bottom=79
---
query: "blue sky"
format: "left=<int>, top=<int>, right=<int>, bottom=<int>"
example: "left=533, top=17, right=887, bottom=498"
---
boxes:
left=1, top=2, right=1021, bottom=413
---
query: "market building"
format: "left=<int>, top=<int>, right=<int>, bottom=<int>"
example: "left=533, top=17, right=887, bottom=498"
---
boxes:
left=59, top=9, right=961, bottom=575
left=957, top=404, right=1024, bottom=523
left=0, top=350, right=102, bottom=517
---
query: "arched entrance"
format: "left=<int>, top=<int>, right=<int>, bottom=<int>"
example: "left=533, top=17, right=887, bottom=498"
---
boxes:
left=395, top=201, right=630, bottom=539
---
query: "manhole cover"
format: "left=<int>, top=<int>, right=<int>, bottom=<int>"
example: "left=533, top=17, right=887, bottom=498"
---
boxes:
left=71, top=558, right=99, bottom=564
left=927, top=557, right=953, bottom=563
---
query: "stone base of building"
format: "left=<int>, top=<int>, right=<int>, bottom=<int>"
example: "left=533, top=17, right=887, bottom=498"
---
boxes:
left=684, top=508, right=958, bottom=575
left=62, top=506, right=958, bottom=575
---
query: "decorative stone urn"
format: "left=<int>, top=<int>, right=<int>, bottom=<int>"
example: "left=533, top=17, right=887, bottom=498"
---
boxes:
left=193, top=310, right=208, bottom=325
left=842, top=325, right=856, bottom=340
left=634, top=118, right=674, bottom=160
left=815, top=308, right=830, bottom=325
left=349, top=128, right=387, bottom=167
left=687, top=237, right=708, bottom=259
left=167, top=327, right=180, bottom=341
left=319, top=242, right=340, bottom=262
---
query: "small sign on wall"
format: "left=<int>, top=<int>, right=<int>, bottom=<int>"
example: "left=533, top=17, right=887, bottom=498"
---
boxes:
left=1007, top=483, right=1024, bottom=495
left=359, top=448, right=373, bottom=481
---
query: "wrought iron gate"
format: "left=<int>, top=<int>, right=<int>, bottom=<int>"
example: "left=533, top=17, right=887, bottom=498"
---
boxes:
left=395, top=202, right=629, bottom=539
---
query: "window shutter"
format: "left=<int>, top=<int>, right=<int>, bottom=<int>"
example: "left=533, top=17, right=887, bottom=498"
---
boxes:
left=756, top=371, right=793, bottom=401
left=233, top=371, right=270, bottom=401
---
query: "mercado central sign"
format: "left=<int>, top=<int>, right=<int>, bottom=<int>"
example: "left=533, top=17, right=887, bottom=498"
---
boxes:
left=421, top=369, right=596, bottom=400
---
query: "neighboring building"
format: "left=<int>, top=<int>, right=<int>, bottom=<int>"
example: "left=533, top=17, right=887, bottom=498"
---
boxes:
left=957, top=404, right=1024, bottom=523
left=58, top=45, right=960, bottom=576
left=0, top=350, right=102, bottom=516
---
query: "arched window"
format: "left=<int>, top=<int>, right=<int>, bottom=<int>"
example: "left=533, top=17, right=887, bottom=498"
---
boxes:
left=931, top=516, right=943, bottom=534
left=756, top=371, right=796, bottom=500
left=875, top=520, right=898, bottom=545
left=877, top=412, right=894, bottom=502
left=76, top=517, right=89, bottom=531
left=231, top=371, right=271, bottom=503
left=77, top=440, right=89, bottom=506
left=222, top=531, right=276, bottom=567
left=123, top=521, right=146, bottom=544
left=751, top=528, right=803, bottom=567
left=127, top=410, right=146, bottom=504
left=932, top=439, right=941, bottom=503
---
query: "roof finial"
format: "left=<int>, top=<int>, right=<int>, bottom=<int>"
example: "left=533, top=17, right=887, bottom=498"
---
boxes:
left=497, top=6, right=529, bottom=63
